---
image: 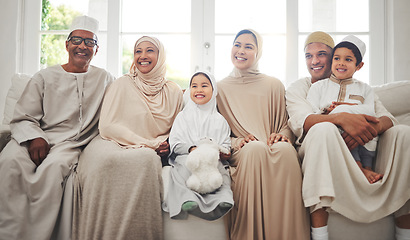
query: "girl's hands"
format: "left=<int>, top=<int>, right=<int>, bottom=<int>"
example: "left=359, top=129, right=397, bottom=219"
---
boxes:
left=156, top=141, right=170, bottom=157
left=267, top=133, right=290, bottom=146
left=220, top=151, right=231, bottom=161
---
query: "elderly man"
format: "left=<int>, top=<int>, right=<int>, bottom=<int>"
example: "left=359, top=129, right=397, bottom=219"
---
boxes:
left=0, top=15, right=114, bottom=240
left=286, top=31, right=410, bottom=240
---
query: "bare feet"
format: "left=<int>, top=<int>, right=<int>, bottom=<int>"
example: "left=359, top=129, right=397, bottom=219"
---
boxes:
left=361, top=165, right=383, bottom=183
left=356, top=161, right=383, bottom=183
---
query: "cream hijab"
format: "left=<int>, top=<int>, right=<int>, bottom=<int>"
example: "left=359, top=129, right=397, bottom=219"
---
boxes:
left=99, top=36, right=183, bottom=149
left=230, top=29, right=263, bottom=78
left=217, top=29, right=293, bottom=148
left=129, top=36, right=167, bottom=95
left=169, top=71, right=231, bottom=152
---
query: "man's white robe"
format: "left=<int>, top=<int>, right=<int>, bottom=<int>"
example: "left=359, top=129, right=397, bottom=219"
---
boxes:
left=286, top=77, right=410, bottom=223
left=0, top=65, right=113, bottom=239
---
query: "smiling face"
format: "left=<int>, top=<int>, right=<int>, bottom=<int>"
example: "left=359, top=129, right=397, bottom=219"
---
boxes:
left=190, top=73, right=213, bottom=105
left=134, top=41, right=159, bottom=74
left=305, top=42, right=333, bottom=83
left=231, top=33, right=257, bottom=70
left=332, top=47, right=363, bottom=80
left=65, top=30, right=98, bottom=73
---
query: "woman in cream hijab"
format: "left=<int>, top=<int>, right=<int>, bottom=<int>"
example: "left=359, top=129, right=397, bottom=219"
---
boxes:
left=73, top=36, right=183, bottom=240
left=216, top=29, right=310, bottom=240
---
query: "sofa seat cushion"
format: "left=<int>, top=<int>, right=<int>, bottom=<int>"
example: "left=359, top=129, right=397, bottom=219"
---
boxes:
left=328, top=211, right=395, bottom=240
left=161, top=166, right=227, bottom=240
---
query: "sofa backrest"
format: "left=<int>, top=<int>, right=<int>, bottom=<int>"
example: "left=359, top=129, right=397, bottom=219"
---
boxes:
left=373, top=80, right=410, bottom=126
left=2, top=73, right=31, bottom=125
left=1, top=74, right=410, bottom=126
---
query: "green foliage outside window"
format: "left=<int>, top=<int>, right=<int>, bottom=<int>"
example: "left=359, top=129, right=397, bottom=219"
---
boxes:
left=122, top=46, right=133, bottom=75
left=40, top=0, right=189, bottom=88
left=41, top=0, right=81, bottom=68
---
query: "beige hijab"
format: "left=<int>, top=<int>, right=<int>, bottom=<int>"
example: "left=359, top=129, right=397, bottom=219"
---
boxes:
left=129, top=36, right=167, bottom=95
left=229, top=29, right=263, bottom=78
left=99, top=36, right=183, bottom=149
left=217, top=29, right=293, bottom=149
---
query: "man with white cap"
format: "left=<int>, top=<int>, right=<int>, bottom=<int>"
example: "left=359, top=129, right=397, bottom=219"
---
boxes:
left=286, top=31, right=410, bottom=240
left=0, top=15, right=114, bottom=240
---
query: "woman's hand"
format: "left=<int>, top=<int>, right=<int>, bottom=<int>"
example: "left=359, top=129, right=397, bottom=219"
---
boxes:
left=239, top=134, right=257, bottom=148
left=267, top=133, right=290, bottom=146
left=156, top=141, right=170, bottom=157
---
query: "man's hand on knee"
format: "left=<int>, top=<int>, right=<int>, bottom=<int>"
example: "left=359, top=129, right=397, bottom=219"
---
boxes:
left=28, top=138, right=50, bottom=166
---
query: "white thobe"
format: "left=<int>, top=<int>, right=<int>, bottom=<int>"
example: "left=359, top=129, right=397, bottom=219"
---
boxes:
left=0, top=65, right=114, bottom=240
left=306, top=77, right=378, bottom=151
left=286, top=77, right=410, bottom=223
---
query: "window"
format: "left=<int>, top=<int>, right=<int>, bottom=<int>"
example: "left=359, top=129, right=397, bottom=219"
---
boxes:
left=25, top=0, right=384, bottom=88
left=298, top=0, right=370, bottom=83
left=39, top=0, right=108, bottom=70
left=121, top=0, right=191, bottom=88
left=214, top=0, right=287, bottom=81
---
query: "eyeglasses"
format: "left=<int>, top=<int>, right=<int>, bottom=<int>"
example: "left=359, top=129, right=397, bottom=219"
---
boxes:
left=68, top=36, right=98, bottom=47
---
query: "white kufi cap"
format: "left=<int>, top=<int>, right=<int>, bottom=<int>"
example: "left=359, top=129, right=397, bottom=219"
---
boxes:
left=70, top=15, right=99, bottom=35
left=341, top=35, right=366, bottom=58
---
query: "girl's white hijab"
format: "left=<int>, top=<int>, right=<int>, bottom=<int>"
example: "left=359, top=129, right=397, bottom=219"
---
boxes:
left=172, top=71, right=227, bottom=147
left=183, top=70, right=218, bottom=122
left=230, top=29, right=263, bottom=78
left=128, top=36, right=167, bottom=95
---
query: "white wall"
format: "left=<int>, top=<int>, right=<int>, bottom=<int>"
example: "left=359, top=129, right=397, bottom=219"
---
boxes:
left=0, top=0, right=19, bottom=123
left=391, top=0, right=410, bottom=81
left=0, top=0, right=409, bottom=122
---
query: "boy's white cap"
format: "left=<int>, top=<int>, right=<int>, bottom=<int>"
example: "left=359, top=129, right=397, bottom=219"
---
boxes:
left=70, top=15, right=99, bottom=35
left=341, top=35, right=366, bottom=58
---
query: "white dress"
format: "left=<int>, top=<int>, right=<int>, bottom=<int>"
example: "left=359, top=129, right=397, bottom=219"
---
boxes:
left=162, top=71, right=234, bottom=220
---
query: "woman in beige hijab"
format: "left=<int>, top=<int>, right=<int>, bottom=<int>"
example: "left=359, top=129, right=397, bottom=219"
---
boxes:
left=73, top=36, right=183, bottom=240
left=216, top=29, right=310, bottom=240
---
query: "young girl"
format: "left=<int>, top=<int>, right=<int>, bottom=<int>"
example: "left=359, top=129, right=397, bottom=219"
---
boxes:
left=307, top=35, right=383, bottom=183
left=162, top=71, right=233, bottom=220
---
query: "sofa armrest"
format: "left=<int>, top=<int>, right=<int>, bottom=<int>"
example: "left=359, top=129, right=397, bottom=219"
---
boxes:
left=0, top=125, right=11, bottom=152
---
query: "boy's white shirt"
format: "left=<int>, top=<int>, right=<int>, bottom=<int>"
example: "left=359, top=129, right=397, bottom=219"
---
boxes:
left=306, top=76, right=378, bottom=150
left=306, top=77, right=376, bottom=116
left=285, top=77, right=397, bottom=146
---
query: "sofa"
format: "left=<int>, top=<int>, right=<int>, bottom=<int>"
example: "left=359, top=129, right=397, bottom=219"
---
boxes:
left=1, top=73, right=409, bottom=240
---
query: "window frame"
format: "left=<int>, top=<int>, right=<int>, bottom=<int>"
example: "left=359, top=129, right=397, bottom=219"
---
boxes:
left=20, top=0, right=386, bottom=85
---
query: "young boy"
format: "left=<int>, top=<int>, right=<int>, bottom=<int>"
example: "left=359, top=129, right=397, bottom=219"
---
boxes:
left=307, top=35, right=383, bottom=183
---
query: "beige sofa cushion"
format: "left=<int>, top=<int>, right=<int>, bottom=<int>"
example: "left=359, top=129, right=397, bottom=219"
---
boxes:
left=2, top=73, right=30, bottom=125
left=161, top=166, right=227, bottom=240
left=373, top=80, right=410, bottom=126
